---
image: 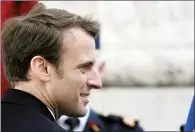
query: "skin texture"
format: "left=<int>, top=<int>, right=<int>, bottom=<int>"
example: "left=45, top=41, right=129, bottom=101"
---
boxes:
left=15, top=27, right=102, bottom=119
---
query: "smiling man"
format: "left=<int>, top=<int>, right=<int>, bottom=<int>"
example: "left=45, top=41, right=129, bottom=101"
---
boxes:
left=1, top=3, right=102, bottom=132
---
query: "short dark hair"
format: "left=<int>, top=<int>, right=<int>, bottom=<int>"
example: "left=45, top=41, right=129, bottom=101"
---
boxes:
left=2, top=3, right=100, bottom=85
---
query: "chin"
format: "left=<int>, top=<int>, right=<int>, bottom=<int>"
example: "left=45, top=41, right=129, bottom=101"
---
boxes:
left=69, top=106, right=87, bottom=117
left=78, top=106, right=87, bottom=117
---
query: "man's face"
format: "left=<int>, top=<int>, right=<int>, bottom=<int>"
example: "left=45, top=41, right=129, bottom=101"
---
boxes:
left=48, top=27, right=102, bottom=117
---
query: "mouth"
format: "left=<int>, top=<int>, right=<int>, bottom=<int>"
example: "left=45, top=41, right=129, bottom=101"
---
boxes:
left=80, top=93, right=90, bottom=97
left=80, top=93, right=90, bottom=105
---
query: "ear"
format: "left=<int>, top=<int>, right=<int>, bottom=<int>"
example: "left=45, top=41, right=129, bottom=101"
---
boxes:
left=30, top=56, right=50, bottom=82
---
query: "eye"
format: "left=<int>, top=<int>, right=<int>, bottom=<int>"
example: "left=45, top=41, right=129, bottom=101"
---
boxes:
left=80, top=64, right=92, bottom=74
left=77, top=62, right=94, bottom=74
left=84, top=64, right=92, bottom=70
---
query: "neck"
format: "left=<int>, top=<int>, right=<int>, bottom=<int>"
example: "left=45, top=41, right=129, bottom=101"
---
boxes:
left=14, top=81, right=57, bottom=118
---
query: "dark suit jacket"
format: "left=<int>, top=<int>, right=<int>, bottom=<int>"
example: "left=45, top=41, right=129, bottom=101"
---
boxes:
left=83, top=109, right=144, bottom=132
left=1, top=88, right=66, bottom=132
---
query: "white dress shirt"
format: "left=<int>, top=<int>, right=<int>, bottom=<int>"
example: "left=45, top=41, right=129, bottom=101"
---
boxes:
left=57, top=104, right=91, bottom=131
left=47, top=107, right=56, bottom=120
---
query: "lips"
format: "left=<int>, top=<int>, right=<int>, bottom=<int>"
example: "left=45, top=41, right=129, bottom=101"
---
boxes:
left=80, top=93, right=90, bottom=105
left=80, top=93, right=90, bottom=97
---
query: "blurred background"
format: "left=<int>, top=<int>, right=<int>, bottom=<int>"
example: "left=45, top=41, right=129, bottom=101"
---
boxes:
left=1, top=1, right=194, bottom=131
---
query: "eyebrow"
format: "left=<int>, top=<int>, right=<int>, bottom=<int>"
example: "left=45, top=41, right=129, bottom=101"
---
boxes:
left=76, top=60, right=95, bottom=68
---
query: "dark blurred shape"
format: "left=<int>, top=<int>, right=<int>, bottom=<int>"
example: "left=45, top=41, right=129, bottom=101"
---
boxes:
left=95, top=34, right=100, bottom=50
left=180, top=124, right=184, bottom=132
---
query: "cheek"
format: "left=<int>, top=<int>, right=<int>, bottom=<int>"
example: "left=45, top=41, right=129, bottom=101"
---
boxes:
left=72, top=70, right=87, bottom=86
left=63, top=70, right=87, bottom=94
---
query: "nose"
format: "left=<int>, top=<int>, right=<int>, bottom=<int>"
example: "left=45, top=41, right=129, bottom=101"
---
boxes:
left=87, top=67, right=102, bottom=89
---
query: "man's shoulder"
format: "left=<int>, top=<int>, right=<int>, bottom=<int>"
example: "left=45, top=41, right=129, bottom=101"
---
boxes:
left=2, top=122, right=66, bottom=132
left=2, top=113, right=66, bottom=132
left=90, top=110, right=144, bottom=132
left=2, top=103, right=66, bottom=132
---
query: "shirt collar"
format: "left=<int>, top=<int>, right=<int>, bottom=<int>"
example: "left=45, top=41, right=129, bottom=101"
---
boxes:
left=57, top=104, right=91, bottom=131
left=47, top=107, right=56, bottom=120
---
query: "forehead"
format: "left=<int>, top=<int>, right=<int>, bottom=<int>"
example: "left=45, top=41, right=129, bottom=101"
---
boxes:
left=61, top=27, right=96, bottom=63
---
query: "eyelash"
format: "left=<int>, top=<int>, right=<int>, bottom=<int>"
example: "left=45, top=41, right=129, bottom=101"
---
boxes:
left=85, top=64, right=91, bottom=69
left=81, top=65, right=92, bottom=74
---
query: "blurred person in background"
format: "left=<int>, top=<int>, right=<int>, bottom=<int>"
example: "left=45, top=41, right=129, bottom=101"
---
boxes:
left=58, top=103, right=144, bottom=132
left=184, top=96, right=195, bottom=131
left=180, top=96, right=194, bottom=132
left=58, top=34, right=144, bottom=132
left=1, top=3, right=102, bottom=132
